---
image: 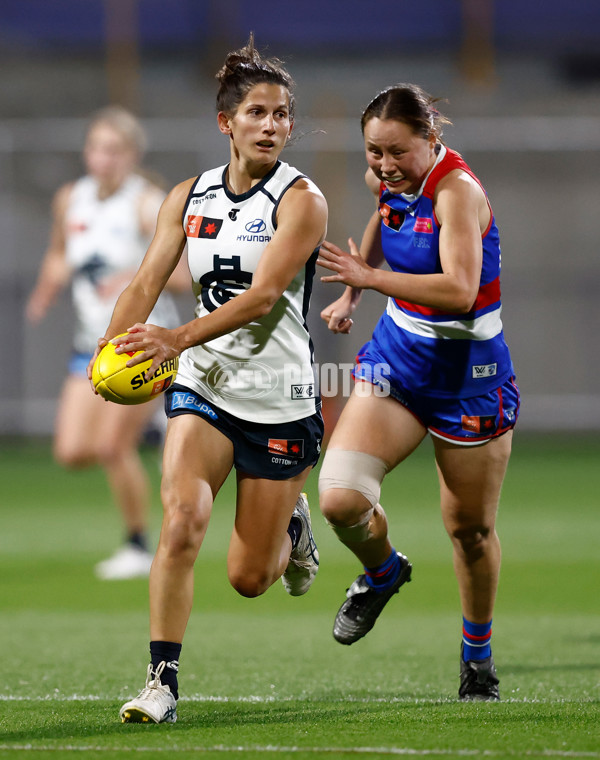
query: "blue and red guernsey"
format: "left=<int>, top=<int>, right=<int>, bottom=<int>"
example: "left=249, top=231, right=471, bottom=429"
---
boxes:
left=367, top=147, right=514, bottom=398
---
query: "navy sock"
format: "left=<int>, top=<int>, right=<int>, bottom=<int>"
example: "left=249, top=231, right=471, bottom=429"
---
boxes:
left=364, top=549, right=401, bottom=591
left=287, top=516, right=302, bottom=550
left=127, top=532, right=148, bottom=552
left=150, top=641, right=181, bottom=699
left=462, top=617, right=492, bottom=661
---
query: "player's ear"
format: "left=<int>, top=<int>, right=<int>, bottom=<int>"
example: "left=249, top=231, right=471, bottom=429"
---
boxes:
left=217, top=111, right=233, bottom=136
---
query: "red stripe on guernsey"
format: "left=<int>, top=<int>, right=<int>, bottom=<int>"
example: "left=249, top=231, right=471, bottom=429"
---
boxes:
left=394, top=276, right=501, bottom=317
left=427, top=149, right=495, bottom=239
left=423, top=149, right=482, bottom=199
left=462, top=626, right=492, bottom=641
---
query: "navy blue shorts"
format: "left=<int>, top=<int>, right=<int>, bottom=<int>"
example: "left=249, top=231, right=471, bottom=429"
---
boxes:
left=354, top=365, right=520, bottom=446
left=164, top=384, right=324, bottom=480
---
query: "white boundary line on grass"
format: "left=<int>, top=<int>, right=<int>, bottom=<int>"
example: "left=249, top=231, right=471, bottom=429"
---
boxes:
left=0, top=745, right=599, bottom=758
left=0, top=694, right=596, bottom=705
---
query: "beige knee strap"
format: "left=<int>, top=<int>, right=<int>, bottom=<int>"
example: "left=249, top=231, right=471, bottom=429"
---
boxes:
left=319, top=449, right=387, bottom=542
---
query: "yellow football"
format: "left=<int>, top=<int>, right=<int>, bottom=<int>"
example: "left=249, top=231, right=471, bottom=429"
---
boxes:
left=92, top=333, right=179, bottom=405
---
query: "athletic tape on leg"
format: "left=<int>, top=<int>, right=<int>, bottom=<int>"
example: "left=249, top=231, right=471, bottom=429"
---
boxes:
left=319, top=450, right=387, bottom=542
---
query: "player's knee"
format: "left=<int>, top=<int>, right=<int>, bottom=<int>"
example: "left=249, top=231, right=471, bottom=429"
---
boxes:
left=450, top=523, right=491, bottom=560
left=319, top=487, right=371, bottom=528
left=228, top=566, right=271, bottom=598
left=319, top=449, right=387, bottom=539
left=95, top=438, right=136, bottom=467
left=53, top=441, right=91, bottom=469
left=161, top=494, right=207, bottom=558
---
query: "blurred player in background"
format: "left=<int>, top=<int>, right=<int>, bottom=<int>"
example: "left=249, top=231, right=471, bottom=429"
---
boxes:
left=86, top=35, right=327, bottom=724
left=317, top=84, right=519, bottom=701
left=26, top=106, right=189, bottom=580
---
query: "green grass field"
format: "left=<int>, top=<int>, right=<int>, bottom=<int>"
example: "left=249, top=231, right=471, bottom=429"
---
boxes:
left=1, top=433, right=599, bottom=759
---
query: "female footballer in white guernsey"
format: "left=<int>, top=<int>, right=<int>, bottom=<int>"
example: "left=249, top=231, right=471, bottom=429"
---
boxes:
left=88, top=36, right=328, bottom=723
left=26, top=107, right=187, bottom=581
left=317, top=84, right=519, bottom=701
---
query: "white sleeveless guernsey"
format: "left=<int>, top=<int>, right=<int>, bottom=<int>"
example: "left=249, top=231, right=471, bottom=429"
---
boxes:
left=65, top=174, right=179, bottom=354
left=176, top=160, right=320, bottom=424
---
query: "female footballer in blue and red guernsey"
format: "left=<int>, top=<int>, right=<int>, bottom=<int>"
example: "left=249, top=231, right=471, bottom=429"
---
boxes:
left=317, top=83, right=519, bottom=701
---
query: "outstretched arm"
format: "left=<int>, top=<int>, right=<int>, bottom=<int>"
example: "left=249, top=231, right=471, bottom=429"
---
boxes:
left=318, top=171, right=485, bottom=314
left=318, top=169, right=384, bottom=334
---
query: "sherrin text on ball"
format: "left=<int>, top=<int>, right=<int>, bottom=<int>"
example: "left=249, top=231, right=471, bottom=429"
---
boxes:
left=92, top=333, right=179, bottom=405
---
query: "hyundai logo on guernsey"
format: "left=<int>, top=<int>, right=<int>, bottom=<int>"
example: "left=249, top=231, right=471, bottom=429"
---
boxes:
left=237, top=218, right=271, bottom=243
left=245, top=219, right=266, bottom=233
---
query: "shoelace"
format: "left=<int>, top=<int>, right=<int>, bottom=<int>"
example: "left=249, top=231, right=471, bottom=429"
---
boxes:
left=137, top=662, right=169, bottom=700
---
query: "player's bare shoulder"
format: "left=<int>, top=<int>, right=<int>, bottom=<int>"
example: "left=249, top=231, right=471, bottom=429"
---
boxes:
left=167, top=176, right=198, bottom=206
left=279, top=176, right=327, bottom=222
left=435, top=169, right=489, bottom=230
left=155, top=176, right=198, bottom=223
left=436, top=168, right=485, bottom=205
left=53, top=181, right=76, bottom=216
left=272, top=176, right=327, bottom=248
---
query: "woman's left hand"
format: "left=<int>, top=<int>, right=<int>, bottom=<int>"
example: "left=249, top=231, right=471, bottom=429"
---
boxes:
left=317, top=238, right=373, bottom=290
left=113, top=323, right=182, bottom=379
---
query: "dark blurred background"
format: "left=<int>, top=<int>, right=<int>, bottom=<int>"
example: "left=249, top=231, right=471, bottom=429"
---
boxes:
left=2, top=0, right=599, bottom=435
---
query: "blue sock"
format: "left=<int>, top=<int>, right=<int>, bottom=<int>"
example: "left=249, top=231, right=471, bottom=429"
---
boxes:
left=364, top=549, right=401, bottom=591
left=462, top=617, right=492, bottom=661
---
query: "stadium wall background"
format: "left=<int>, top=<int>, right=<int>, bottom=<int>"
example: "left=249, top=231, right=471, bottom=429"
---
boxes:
left=1, top=0, right=599, bottom=434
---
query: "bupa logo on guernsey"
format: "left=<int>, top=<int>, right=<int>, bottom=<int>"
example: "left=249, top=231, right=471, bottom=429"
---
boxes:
left=413, top=217, right=433, bottom=233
